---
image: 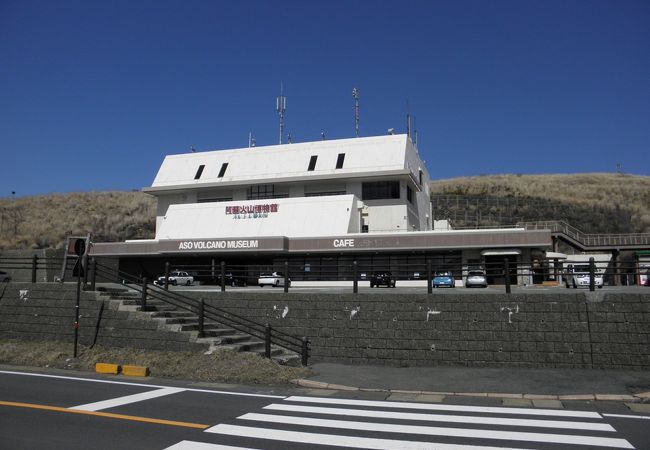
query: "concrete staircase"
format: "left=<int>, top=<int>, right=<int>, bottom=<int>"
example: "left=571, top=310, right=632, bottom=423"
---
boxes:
left=98, top=287, right=301, bottom=366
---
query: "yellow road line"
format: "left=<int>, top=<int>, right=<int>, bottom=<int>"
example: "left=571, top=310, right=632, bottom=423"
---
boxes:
left=0, top=400, right=209, bottom=429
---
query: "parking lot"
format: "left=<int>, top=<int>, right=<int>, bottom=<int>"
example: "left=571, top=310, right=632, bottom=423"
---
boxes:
left=170, top=283, right=648, bottom=295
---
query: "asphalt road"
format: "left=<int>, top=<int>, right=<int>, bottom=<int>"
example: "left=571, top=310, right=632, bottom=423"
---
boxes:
left=1, top=369, right=648, bottom=449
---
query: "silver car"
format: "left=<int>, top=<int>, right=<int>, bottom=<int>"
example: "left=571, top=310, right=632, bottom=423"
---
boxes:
left=465, top=270, right=488, bottom=288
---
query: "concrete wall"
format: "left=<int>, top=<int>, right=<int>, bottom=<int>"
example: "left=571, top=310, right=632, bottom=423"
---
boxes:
left=191, top=291, right=650, bottom=369
left=0, top=283, right=207, bottom=352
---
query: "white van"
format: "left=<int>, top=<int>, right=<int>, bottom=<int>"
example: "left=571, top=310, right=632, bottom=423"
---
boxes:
left=566, top=264, right=603, bottom=289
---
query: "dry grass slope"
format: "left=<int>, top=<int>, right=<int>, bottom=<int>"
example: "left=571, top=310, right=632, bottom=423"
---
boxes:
left=430, top=173, right=650, bottom=233
left=0, top=191, right=156, bottom=249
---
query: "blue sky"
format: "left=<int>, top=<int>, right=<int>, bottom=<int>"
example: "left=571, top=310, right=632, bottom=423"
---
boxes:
left=1, top=0, right=648, bottom=197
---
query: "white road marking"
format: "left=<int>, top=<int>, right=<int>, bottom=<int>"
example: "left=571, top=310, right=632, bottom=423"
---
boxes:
left=165, top=441, right=260, bottom=450
left=604, top=413, right=650, bottom=420
left=207, top=424, right=533, bottom=450
left=71, top=387, right=186, bottom=411
left=263, top=403, right=615, bottom=431
left=0, top=370, right=284, bottom=398
left=237, top=413, right=633, bottom=448
left=285, top=395, right=603, bottom=418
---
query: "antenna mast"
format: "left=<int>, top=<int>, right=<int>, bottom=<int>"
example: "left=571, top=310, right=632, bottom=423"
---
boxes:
left=406, top=99, right=411, bottom=140
left=276, top=83, right=286, bottom=145
left=413, top=116, right=418, bottom=146
left=352, top=87, right=360, bottom=137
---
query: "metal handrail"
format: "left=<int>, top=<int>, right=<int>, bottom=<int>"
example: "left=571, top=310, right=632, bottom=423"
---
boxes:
left=93, top=262, right=308, bottom=360
left=518, top=220, right=650, bottom=248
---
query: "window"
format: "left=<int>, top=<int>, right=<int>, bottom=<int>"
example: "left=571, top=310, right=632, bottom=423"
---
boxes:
left=419, top=169, right=423, bottom=186
left=336, top=153, right=345, bottom=169
left=194, top=165, right=205, bottom=180
left=247, top=184, right=275, bottom=200
left=197, top=197, right=232, bottom=203
left=407, top=185, right=413, bottom=204
left=246, top=184, right=288, bottom=200
left=218, top=163, right=228, bottom=178
left=305, top=191, right=347, bottom=197
left=308, top=155, right=318, bottom=171
left=362, top=181, right=400, bottom=200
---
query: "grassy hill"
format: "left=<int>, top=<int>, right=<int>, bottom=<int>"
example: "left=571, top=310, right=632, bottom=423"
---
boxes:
left=0, top=173, right=648, bottom=250
left=0, top=191, right=155, bottom=250
left=430, top=173, right=650, bottom=234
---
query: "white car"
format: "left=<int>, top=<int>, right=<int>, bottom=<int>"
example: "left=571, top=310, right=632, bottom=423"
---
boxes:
left=258, top=272, right=290, bottom=287
left=154, top=271, right=194, bottom=286
left=566, top=265, right=603, bottom=289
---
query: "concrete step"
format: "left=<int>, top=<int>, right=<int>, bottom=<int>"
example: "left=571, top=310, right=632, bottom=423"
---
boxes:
left=199, top=327, right=242, bottom=337
left=103, top=289, right=304, bottom=366
left=149, top=311, right=196, bottom=319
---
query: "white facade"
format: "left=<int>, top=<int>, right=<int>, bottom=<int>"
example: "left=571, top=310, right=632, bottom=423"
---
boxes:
left=144, top=134, right=433, bottom=239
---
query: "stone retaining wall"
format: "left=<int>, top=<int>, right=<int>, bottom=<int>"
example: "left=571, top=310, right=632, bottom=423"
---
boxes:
left=0, top=283, right=207, bottom=352
left=191, top=291, right=650, bottom=369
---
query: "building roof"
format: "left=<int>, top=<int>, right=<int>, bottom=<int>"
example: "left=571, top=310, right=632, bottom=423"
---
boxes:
left=144, top=134, right=423, bottom=194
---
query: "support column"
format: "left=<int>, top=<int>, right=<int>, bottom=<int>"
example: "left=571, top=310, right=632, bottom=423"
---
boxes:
left=611, top=249, right=619, bottom=286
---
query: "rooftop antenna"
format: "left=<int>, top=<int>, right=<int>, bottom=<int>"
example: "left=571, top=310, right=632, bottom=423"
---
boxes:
left=276, top=83, right=286, bottom=145
left=321, top=131, right=326, bottom=140
left=406, top=99, right=411, bottom=140
left=352, top=87, right=360, bottom=137
left=287, top=132, right=292, bottom=144
left=413, top=116, right=418, bottom=147
left=190, top=146, right=196, bottom=153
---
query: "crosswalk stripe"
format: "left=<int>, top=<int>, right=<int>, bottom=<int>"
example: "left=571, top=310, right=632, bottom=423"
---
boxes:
left=236, top=413, right=633, bottom=448
left=70, top=387, right=186, bottom=411
left=285, top=395, right=602, bottom=418
left=165, top=441, right=260, bottom=450
left=207, top=423, right=534, bottom=450
left=263, top=403, right=615, bottom=431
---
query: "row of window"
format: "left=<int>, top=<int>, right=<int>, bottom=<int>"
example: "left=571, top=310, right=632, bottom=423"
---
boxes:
left=307, top=153, right=346, bottom=171
left=194, top=163, right=229, bottom=180
left=197, top=181, right=416, bottom=203
left=193, top=153, right=346, bottom=181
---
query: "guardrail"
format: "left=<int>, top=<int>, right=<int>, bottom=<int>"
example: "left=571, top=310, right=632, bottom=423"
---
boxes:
left=519, top=220, right=650, bottom=248
left=2, top=255, right=649, bottom=293
left=163, top=258, right=649, bottom=294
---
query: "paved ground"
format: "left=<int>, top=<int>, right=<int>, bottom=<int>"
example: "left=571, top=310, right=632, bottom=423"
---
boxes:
left=301, top=363, right=650, bottom=401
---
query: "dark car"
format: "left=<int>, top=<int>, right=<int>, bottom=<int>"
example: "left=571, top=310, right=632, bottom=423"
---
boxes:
left=370, top=271, right=396, bottom=288
left=194, top=272, right=247, bottom=286
left=0, top=270, right=11, bottom=282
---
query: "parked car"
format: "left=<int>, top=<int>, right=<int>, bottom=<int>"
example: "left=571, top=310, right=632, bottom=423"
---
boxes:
left=154, top=271, right=194, bottom=286
left=258, top=272, right=290, bottom=287
left=370, top=271, right=396, bottom=288
left=566, top=264, right=603, bottom=289
left=465, top=270, right=488, bottom=288
left=0, top=270, right=11, bottom=282
left=433, top=271, right=455, bottom=288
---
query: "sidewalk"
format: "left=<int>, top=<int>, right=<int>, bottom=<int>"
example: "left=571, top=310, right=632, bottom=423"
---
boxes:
left=296, top=363, right=650, bottom=402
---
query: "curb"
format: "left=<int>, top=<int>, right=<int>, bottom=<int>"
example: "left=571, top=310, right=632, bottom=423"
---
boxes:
left=94, top=362, right=150, bottom=377
left=289, top=379, right=650, bottom=402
